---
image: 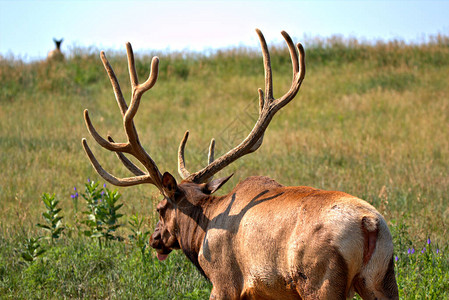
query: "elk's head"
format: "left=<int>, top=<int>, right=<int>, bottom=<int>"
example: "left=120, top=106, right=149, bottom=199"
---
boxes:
left=81, top=29, right=304, bottom=260
left=149, top=173, right=180, bottom=260
left=53, top=38, right=63, bottom=50
left=150, top=172, right=233, bottom=260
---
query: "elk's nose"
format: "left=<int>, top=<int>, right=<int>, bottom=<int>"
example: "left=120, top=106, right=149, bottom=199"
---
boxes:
left=149, top=230, right=161, bottom=246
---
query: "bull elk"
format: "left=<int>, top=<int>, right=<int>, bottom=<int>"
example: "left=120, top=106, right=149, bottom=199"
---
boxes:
left=47, top=38, right=64, bottom=61
left=82, top=29, right=398, bottom=299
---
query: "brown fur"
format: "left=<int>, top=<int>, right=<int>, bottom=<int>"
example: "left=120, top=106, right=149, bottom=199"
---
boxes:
left=150, top=175, right=399, bottom=299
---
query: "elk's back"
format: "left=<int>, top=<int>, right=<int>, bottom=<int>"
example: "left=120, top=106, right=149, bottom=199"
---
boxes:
left=200, top=176, right=391, bottom=298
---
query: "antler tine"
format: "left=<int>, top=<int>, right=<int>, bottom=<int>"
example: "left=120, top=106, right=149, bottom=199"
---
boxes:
left=141, top=56, right=160, bottom=92
left=274, top=31, right=306, bottom=108
left=84, top=109, right=130, bottom=152
left=101, top=51, right=128, bottom=116
left=124, top=45, right=159, bottom=148
left=178, top=131, right=191, bottom=179
left=82, top=139, right=154, bottom=186
left=126, top=42, right=160, bottom=95
left=256, top=28, right=273, bottom=102
left=126, top=43, right=139, bottom=89
left=208, top=139, right=215, bottom=164
left=281, top=31, right=299, bottom=74
left=184, top=29, right=306, bottom=184
left=178, top=132, right=216, bottom=181
left=202, top=138, right=217, bottom=182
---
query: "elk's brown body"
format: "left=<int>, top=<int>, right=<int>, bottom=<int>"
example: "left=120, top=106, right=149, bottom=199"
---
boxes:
left=82, top=29, right=399, bottom=299
left=150, top=175, right=397, bottom=299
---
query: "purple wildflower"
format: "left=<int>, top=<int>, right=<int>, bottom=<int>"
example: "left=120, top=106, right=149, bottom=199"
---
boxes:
left=407, top=249, right=411, bottom=254
left=427, top=238, right=431, bottom=245
left=395, top=256, right=399, bottom=262
left=103, top=183, right=107, bottom=188
left=411, top=248, right=415, bottom=254
left=87, top=178, right=91, bottom=183
left=436, top=249, right=439, bottom=254
left=71, top=186, right=79, bottom=198
left=421, top=247, right=426, bottom=254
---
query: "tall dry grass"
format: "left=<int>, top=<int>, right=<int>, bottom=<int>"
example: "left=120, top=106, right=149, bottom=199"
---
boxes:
left=0, top=36, right=448, bottom=243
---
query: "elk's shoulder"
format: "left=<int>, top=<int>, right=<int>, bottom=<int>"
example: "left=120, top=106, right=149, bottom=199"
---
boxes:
left=235, top=176, right=283, bottom=190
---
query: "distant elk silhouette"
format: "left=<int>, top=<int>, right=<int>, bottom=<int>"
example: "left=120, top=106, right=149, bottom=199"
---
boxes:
left=47, top=38, right=64, bottom=61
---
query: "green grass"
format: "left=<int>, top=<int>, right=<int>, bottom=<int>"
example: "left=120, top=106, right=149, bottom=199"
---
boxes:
left=0, top=235, right=211, bottom=298
left=1, top=35, right=448, bottom=298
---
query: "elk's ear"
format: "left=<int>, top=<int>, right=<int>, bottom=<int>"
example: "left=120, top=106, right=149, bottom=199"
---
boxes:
left=162, top=172, right=178, bottom=198
left=205, top=174, right=234, bottom=194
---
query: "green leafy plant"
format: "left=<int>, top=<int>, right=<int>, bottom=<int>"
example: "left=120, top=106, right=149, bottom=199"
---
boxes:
left=128, top=213, right=151, bottom=259
left=80, top=179, right=124, bottom=248
left=20, top=237, right=46, bottom=264
left=395, top=238, right=448, bottom=298
left=36, top=193, right=65, bottom=245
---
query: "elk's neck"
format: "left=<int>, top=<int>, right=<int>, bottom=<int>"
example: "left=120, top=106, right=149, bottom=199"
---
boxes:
left=175, top=194, right=222, bottom=278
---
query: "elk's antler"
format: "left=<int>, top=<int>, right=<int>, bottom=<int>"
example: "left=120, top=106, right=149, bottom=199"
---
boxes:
left=178, top=29, right=305, bottom=183
left=82, top=43, right=165, bottom=192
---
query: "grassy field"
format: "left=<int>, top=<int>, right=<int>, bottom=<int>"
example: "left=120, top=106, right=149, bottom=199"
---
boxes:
left=1, top=35, right=448, bottom=298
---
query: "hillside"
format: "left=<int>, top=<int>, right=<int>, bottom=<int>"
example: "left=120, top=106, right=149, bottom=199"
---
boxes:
left=1, top=36, right=448, bottom=298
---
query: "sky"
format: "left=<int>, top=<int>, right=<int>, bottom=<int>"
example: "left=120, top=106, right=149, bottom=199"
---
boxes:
left=1, top=0, right=448, bottom=61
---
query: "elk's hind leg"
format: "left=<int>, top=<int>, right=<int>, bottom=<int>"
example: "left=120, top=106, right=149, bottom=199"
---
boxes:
left=353, top=256, right=399, bottom=300
left=294, top=246, right=349, bottom=300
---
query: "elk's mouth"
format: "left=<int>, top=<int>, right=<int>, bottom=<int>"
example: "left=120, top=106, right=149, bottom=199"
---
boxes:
left=153, top=246, right=173, bottom=260
left=148, top=238, right=172, bottom=260
left=156, top=252, right=170, bottom=261
left=150, top=231, right=175, bottom=261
